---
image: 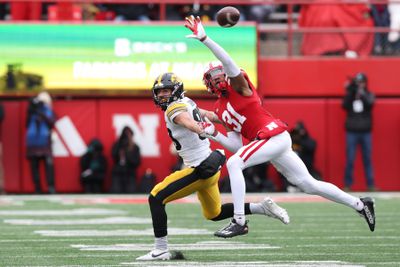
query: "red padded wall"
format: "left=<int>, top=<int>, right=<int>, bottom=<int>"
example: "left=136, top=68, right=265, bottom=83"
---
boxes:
left=326, top=99, right=400, bottom=191
left=259, top=58, right=400, bottom=97
left=2, top=101, right=23, bottom=192
left=3, top=97, right=399, bottom=193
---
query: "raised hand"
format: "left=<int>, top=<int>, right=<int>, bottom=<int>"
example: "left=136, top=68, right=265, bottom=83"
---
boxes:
left=184, top=15, right=207, bottom=42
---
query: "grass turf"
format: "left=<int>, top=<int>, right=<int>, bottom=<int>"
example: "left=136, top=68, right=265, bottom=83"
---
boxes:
left=0, top=193, right=399, bottom=267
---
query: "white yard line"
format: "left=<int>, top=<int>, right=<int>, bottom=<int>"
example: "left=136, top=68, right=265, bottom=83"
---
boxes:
left=0, top=208, right=126, bottom=216
left=35, top=228, right=212, bottom=237
left=4, top=216, right=151, bottom=225
left=71, top=241, right=280, bottom=251
left=120, top=261, right=366, bottom=267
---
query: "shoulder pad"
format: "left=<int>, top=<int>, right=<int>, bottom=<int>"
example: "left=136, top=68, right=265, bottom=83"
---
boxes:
left=166, top=102, right=187, bottom=120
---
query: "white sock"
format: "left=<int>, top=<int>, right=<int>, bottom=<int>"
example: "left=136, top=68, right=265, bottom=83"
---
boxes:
left=155, top=236, right=168, bottom=251
left=355, top=199, right=365, bottom=211
left=234, top=213, right=246, bottom=226
left=249, top=203, right=264, bottom=214
left=227, top=158, right=246, bottom=224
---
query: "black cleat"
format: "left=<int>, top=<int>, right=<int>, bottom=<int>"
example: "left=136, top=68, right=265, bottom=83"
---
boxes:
left=214, top=219, right=249, bottom=238
left=358, top=197, right=375, bottom=232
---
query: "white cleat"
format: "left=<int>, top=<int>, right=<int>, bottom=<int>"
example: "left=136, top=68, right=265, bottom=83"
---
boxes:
left=136, top=249, right=171, bottom=261
left=260, top=197, right=290, bottom=224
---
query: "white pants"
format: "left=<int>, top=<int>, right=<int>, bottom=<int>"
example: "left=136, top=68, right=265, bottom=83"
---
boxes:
left=227, top=131, right=361, bottom=215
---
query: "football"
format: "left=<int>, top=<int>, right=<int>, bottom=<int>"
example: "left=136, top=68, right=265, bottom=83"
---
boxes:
left=216, top=6, right=240, bottom=27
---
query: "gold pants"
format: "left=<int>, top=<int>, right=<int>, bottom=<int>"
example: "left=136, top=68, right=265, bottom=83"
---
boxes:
left=151, top=167, right=222, bottom=220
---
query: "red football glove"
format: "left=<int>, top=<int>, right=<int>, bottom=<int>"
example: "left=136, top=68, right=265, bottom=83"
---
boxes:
left=185, top=15, right=207, bottom=42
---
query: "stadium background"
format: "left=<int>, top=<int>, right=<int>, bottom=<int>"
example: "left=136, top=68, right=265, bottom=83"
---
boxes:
left=1, top=0, right=400, bottom=193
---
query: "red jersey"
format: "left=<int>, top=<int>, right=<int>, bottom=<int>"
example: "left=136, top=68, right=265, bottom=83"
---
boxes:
left=214, top=71, right=288, bottom=141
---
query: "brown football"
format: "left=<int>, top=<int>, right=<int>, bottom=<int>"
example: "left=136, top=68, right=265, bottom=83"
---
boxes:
left=216, top=6, right=240, bottom=28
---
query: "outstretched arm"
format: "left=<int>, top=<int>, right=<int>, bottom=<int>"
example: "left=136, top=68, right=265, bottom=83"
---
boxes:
left=200, top=118, right=243, bottom=153
left=185, top=15, right=252, bottom=96
left=213, top=131, right=243, bottom=153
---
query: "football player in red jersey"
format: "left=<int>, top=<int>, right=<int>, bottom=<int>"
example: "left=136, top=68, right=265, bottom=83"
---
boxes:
left=185, top=15, right=376, bottom=238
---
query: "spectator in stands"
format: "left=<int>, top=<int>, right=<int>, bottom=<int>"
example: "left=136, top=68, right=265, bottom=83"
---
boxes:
left=26, top=92, right=56, bottom=194
left=248, top=5, right=276, bottom=23
left=166, top=4, right=216, bottom=21
left=220, top=163, right=275, bottom=193
left=93, top=4, right=116, bottom=21
left=290, top=121, right=322, bottom=180
left=0, top=102, right=4, bottom=194
left=138, top=168, right=156, bottom=194
left=80, top=138, right=107, bottom=193
left=342, top=73, right=376, bottom=191
left=299, top=3, right=374, bottom=56
left=0, top=3, right=7, bottom=20
left=371, top=4, right=390, bottom=55
left=105, top=4, right=151, bottom=21
left=110, top=126, right=141, bottom=193
left=279, top=121, right=321, bottom=193
left=80, top=3, right=100, bottom=21
left=388, top=3, right=400, bottom=54
left=244, top=162, right=276, bottom=192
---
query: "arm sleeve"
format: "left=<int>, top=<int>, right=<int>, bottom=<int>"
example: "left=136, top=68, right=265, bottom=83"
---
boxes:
left=212, top=131, right=243, bottom=153
left=202, top=37, right=241, bottom=78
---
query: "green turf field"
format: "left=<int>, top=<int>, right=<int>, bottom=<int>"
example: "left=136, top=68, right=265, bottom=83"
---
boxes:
left=0, top=193, right=399, bottom=267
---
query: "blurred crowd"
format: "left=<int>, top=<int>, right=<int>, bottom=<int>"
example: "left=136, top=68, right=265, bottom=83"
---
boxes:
left=0, top=3, right=279, bottom=22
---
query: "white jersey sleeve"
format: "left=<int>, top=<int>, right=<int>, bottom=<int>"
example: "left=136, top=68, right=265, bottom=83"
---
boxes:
left=164, top=97, right=211, bottom=167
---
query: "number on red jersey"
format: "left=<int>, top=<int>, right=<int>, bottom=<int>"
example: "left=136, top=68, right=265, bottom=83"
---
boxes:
left=221, top=102, right=247, bottom=132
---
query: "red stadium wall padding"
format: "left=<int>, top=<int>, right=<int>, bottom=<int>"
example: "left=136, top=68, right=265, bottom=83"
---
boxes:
left=259, top=58, right=400, bottom=97
left=2, top=97, right=400, bottom=193
left=2, top=101, right=23, bottom=192
left=326, top=99, right=400, bottom=191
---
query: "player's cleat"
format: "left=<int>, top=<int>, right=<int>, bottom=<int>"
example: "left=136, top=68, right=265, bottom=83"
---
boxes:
left=136, top=249, right=171, bottom=261
left=260, top=197, right=290, bottom=225
left=214, top=219, right=248, bottom=238
left=357, top=197, right=375, bottom=232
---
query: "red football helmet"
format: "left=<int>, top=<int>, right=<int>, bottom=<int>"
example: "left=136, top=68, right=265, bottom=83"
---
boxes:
left=202, top=62, right=228, bottom=95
